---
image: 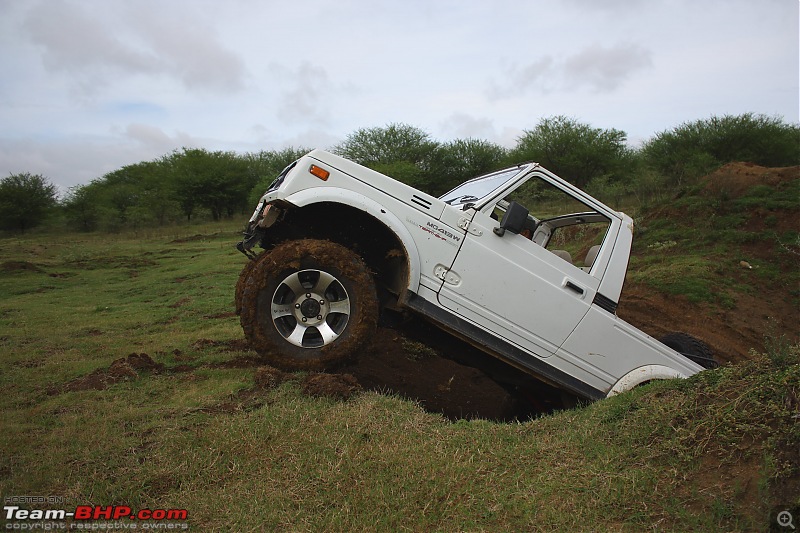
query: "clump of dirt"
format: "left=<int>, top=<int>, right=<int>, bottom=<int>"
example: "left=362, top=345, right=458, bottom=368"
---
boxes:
left=170, top=233, right=219, bottom=244
left=197, top=388, right=273, bottom=414
left=254, top=365, right=286, bottom=389
left=206, top=355, right=263, bottom=369
left=192, top=338, right=251, bottom=353
left=1, top=261, right=43, bottom=273
left=301, top=373, right=361, bottom=401
left=125, top=353, right=164, bottom=371
left=57, top=353, right=164, bottom=393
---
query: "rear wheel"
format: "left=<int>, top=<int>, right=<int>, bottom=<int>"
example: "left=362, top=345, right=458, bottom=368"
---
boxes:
left=240, top=239, right=378, bottom=371
left=661, top=332, right=718, bottom=369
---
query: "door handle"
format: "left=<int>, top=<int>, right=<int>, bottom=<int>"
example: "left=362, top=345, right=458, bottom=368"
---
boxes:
left=565, top=280, right=585, bottom=295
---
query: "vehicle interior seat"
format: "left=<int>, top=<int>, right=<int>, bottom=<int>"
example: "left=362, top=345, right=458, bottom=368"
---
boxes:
left=550, top=249, right=572, bottom=264
left=582, top=245, right=601, bottom=272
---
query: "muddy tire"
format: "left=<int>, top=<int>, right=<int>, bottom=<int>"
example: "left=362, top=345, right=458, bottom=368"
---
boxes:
left=239, top=239, right=378, bottom=371
left=235, top=252, right=266, bottom=315
left=661, top=332, right=718, bottom=369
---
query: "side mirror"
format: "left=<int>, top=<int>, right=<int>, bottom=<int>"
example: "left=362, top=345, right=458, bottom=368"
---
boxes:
left=493, top=201, right=529, bottom=237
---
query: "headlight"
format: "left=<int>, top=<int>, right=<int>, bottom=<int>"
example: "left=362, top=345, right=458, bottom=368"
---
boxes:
left=248, top=200, right=266, bottom=224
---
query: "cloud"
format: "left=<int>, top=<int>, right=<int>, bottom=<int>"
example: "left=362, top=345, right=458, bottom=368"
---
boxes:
left=22, top=0, right=246, bottom=95
left=271, top=62, right=333, bottom=125
left=487, top=57, right=556, bottom=99
left=123, top=123, right=199, bottom=152
left=563, top=43, right=653, bottom=92
left=439, top=113, right=497, bottom=140
left=0, top=136, right=152, bottom=191
left=128, top=7, right=246, bottom=93
left=488, top=42, right=652, bottom=99
left=563, top=0, right=646, bottom=11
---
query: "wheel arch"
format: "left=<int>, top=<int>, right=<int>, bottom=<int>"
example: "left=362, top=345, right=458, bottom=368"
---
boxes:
left=267, top=188, right=421, bottom=299
left=606, top=364, right=687, bottom=397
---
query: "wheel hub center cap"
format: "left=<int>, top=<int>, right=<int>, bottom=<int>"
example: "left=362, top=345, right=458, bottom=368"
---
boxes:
left=299, top=298, right=321, bottom=318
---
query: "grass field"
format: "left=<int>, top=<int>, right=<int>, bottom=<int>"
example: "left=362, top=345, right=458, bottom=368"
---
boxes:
left=1, top=221, right=798, bottom=531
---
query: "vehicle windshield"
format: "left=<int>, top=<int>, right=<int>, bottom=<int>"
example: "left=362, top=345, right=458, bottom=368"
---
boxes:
left=440, top=167, right=525, bottom=207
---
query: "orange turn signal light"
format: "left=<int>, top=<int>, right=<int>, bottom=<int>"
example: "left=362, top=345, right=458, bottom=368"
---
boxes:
left=309, top=164, right=330, bottom=181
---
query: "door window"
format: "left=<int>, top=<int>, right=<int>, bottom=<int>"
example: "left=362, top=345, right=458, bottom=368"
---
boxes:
left=487, top=175, right=611, bottom=273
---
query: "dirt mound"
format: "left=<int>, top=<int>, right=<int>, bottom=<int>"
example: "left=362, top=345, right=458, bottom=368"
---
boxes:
left=339, top=325, right=546, bottom=421
left=57, top=353, right=164, bottom=393
left=254, top=365, right=286, bottom=389
left=700, top=162, right=798, bottom=198
left=617, top=285, right=764, bottom=364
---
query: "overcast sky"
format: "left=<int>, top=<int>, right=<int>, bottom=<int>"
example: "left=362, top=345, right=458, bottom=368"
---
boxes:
left=1, top=0, right=797, bottom=192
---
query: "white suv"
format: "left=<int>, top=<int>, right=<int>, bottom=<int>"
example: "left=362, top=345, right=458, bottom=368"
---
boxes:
left=236, top=150, right=715, bottom=401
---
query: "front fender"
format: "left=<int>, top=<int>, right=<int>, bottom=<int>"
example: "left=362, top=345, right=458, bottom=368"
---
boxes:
left=606, top=365, right=687, bottom=397
left=285, top=187, right=422, bottom=294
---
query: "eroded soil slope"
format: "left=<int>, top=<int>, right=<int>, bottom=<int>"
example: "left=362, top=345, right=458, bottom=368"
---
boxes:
left=619, top=162, right=799, bottom=363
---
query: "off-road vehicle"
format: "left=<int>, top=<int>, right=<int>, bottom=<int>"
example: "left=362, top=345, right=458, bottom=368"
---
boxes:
left=236, top=150, right=715, bottom=401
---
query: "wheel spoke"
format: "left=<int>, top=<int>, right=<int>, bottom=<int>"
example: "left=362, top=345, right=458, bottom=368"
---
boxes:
left=280, top=272, right=305, bottom=298
left=316, top=322, right=339, bottom=345
left=285, top=322, right=308, bottom=346
left=328, top=298, right=351, bottom=316
left=311, top=270, right=337, bottom=295
left=271, top=304, right=294, bottom=318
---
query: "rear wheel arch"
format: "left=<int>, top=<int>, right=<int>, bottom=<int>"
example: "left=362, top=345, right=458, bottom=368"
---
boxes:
left=606, top=365, right=686, bottom=397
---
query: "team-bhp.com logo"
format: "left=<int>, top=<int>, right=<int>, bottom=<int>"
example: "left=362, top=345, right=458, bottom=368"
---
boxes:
left=4, top=504, right=188, bottom=529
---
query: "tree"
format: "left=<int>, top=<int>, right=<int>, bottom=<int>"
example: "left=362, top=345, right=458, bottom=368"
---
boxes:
left=63, top=183, right=101, bottom=231
left=428, top=138, right=507, bottom=195
left=169, top=148, right=253, bottom=221
left=508, top=116, right=634, bottom=187
left=246, top=147, right=311, bottom=205
left=333, top=123, right=440, bottom=191
left=334, top=123, right=437, bottom=166
left=642, top=113, right=800, bottom=186
left=0, top=173, right=58, bottom=232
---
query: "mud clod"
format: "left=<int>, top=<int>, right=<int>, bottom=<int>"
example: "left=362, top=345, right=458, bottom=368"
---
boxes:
left=58, top=353, right=163, bottom=393
left=301, top=373, right=361, bottom=401
left=124, top=353, right=164, bottom=371
left=191, top=338, right=251, bottom=353
left=254, top=366, right=286, bottom=389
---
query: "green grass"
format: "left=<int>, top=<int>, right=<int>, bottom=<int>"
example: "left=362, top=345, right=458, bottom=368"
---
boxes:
left=630, top=177, right=799, bottom=307
left=1, top=223, right=798, bottom=531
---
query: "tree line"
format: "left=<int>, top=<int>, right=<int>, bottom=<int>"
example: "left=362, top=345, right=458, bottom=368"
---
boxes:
left=1, top=113, right=798, bottom=233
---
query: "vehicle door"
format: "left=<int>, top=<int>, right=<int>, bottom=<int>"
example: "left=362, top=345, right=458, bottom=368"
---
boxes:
left=436, top=170, right=617, bottom=359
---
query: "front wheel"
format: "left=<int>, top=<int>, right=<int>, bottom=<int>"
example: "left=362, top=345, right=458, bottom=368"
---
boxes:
left=239, top=239, right=378, bottom=371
